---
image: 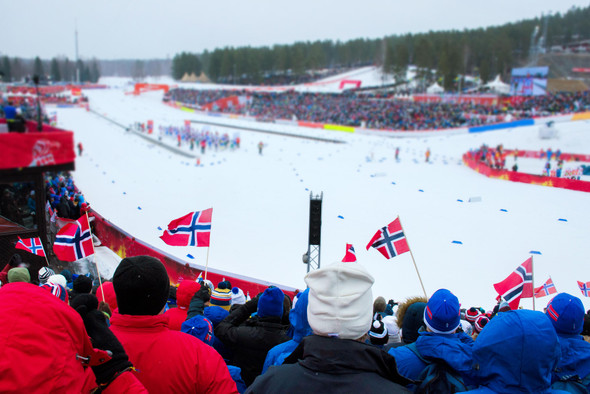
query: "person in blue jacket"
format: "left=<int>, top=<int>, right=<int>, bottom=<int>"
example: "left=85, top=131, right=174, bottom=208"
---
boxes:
left=467, top=309, right=566, bottom=393
left=262, top=288, right=312, bottom=374
left=546, top=293, right=590, bottom=390
left=388, top=288, right=475, bottom=384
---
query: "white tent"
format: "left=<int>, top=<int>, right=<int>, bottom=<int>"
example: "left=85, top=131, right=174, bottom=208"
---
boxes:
left=426, top=82, right=444, bottom=94
left=484, top=75, right=510, bottom=95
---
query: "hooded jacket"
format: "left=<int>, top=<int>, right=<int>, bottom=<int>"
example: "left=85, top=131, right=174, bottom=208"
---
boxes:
left=246, top=335, right=411, bottom=393
left=165, top=280, right=200, bottom=330
left=389, top=330, right=475, bottom=383
left=262, top=289, right=312, bottom=374
left=467, top=310, right=566, bottom=393
left=553, top=333, right=590, bottom=388
left=109, top=311, right=238, bottom=394
left=0, top=282, right=146, bottom=393
left=215, top=298, right=290, bottom=386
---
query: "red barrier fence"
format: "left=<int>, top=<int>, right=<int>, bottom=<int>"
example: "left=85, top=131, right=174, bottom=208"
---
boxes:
left=90, top=210, right=298, bottom=298
left=463, top=153, right=590, bottom=192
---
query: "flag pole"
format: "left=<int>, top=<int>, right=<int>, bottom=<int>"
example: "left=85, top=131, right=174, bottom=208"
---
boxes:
left=85, top=211, right=105, bottom=303
left=203, top=208, right=213, bottom=282
left=531, top=254, right=536, bottom=311
left=40, top=240, right=50, bottom=267
left=398, top=216, right=427, bottom=298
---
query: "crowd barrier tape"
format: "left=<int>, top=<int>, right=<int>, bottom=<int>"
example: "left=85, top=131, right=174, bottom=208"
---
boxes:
left=180, top=106, right=195, bottom=113
left=91, top=210, right=298, bottom=298
left=463, top=153, right=590, bottom=193
left=324, top=124, right=355, bottom=133
left=297, top=121, right=324, bottom=129
left=468, top=119, right=535, bottom=133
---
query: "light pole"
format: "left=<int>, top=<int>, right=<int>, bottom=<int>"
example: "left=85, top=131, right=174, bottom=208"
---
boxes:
left=33, top=75, right=42, bottom=131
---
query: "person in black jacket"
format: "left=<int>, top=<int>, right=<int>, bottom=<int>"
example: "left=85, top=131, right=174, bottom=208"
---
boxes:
left=215, top=286, right=290, bottom=386
left=246, top=261, right=411, bottom=393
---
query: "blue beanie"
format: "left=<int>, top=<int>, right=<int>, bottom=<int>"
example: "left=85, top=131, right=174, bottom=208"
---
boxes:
left=181, top=316, right=215, bottom=345
left=257, top=287, right=284, bottom=318
left=204, top=305, right=229, bottom=327
left=546, top=293, right=585, bottom=335
left=424, top=289, right=461, bottom=334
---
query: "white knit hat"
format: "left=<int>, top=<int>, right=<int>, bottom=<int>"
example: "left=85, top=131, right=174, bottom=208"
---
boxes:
left=231, top=287, right=246, bottom=305
left=47, top=274, right=67, bottom=289
left=305, top=261, right=374, bottom=340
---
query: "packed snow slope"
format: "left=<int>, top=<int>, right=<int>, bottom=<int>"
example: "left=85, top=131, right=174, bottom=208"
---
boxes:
left=56, top=83, right=590, bottom=311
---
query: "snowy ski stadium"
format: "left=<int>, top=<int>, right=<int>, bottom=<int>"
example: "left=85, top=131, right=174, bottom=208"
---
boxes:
left=46, top=66, right=590, bottom=312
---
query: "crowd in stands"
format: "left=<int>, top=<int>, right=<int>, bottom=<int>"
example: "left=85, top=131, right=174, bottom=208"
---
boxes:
left=216, top=67, right=353, bottom=86
left=165, top=88, right=590, bottom=131
left=1, top=255, right=589, bottom=393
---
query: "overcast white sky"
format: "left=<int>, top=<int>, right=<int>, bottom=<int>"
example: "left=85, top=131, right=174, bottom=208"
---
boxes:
left=3, top=0, right=589, bottom=60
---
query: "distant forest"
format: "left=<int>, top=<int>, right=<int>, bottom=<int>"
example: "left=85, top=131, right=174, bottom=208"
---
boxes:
left=1, top=5, right=588, bottom=88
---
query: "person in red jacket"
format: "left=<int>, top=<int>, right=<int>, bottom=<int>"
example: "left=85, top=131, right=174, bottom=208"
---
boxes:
left=0, top=282, right=147, bottom=393
left=165, top=279, right=200, bottom=330
left=110, top=255, right=238, bottom=394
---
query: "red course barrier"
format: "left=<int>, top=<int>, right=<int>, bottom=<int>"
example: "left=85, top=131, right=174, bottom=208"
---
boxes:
left=463, top=152, right=590, bottom=193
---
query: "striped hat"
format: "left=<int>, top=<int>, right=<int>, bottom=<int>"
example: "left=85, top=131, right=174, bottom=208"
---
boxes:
left=368, top=319, right=389, bottom=346
left=41, top=283, right=68, bottom=302
left=474, top=315, right=490, bottom=334
left=210, top=287, right=232, bottom=311
left=38, top=267, right=55, bottom=284
left=465, top=307, right=481, bottom=324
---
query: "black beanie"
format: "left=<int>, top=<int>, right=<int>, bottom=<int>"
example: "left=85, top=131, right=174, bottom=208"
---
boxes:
left=402, top=302, right=426, bottom=344
left=73, top=275, right=93, bottom=294
left=113, top=256, right=170, bottom=316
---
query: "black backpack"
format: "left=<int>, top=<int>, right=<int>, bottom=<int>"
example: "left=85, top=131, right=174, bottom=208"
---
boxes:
left=406, top=342, right=468, bottom=393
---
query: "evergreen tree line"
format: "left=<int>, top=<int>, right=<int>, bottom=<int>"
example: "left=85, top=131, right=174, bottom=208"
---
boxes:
left=0, top=56, right=100, bottom=83
left=172, top=5, right=589, bottom=89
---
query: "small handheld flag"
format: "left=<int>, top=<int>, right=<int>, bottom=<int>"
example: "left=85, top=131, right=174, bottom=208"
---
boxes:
left=160, top=209, right=212, bottom=247
left=53, top=214, right=94, bottom=262
left=15, top=236, right=46, bottom=257
left=342, top=243, right=357, bottom=262
left=366, top=218, right=409, bottom=260
left=493, top=257, right=534, bottom=310
left=534, top=277, right=557, bottom=298
left=577, top=281, right=590, bottom=297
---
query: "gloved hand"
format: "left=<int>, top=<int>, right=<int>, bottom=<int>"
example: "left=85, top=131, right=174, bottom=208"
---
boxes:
left=73, top=294, right=133, bottom=386
left=245, top=293, right=261, bottom=314
left=194, top=283, right=211, bottom=303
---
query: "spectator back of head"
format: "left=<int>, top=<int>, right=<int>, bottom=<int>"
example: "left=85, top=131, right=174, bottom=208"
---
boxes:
left=546, top=293, right=585, bottom=335
left=305, top=261, right=374, bottom=340
left=8, top=267, right=30, bottom=283
left=113, top=256, right=170, bottom=315
left=257, top=287, right=284, bottom=318
left=423, top=288, right=461, bottom=334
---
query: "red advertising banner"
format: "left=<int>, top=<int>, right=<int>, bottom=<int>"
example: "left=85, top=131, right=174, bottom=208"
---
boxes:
left=572, top=68, right=590, bottom=73
left=0, top=130, right=75, bottom=170
left=90, top=210, right=298, bottom=298
left=463, top=153, right=590, bottom=193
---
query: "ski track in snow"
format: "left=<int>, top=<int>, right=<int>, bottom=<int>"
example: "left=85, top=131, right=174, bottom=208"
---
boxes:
left=55, top=79, right=590, bottom=311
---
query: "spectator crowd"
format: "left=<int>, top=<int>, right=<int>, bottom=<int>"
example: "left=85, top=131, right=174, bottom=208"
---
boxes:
left=165, top=88, right=590, bottom=131
left=0, top=254, right=589, bottom=393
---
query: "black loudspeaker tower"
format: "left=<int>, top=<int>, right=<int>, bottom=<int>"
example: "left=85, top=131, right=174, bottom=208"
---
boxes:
left=308, top=198, right=322, bottom=245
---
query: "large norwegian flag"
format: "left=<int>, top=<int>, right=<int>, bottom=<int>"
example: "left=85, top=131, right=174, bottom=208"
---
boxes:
left=160, top=209, right=212, bottom=247
left=53, top=214, right=94, bottom=261
left=15, top=236, right=46, bottom=257
left=534, top=277, right=557, bottom=298
left=366, top=218, right=410, bottom=260
left=578, top=281, right=590, bottom=297
left=493, top=257, right=534, bottom=309
left=342, top=243, right=357, bottom=262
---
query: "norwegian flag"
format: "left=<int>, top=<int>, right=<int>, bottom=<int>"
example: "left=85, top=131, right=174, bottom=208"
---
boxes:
left=366, top=218, right=410, bottom=260
left=15, top=236, right=46, bottom=257
left=160, top=209, right=212, bottom=247
left=493, top=257, right=534, bottom=309
left=342, top=243, right=357, bottom=262
left=53, top=214, right=94, bottom=261
left=577, top=281, right=590, bottom=297
left=534, top=277, right=557, bottom=298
